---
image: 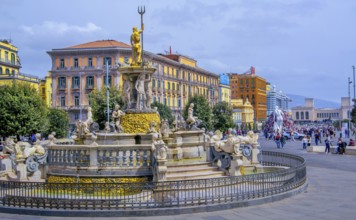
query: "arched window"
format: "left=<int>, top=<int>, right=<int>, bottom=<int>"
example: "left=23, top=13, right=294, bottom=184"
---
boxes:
left=306, top=112, right=309, bottom=120
left=5, top=68, right=9, bottom=74
left=11, top=54, right=15, bottom=65
left=301, top=112, right=304, bottom=120
left=0, top=68, right=2, bottom=74
left=296, top=112, right=299, bottom=120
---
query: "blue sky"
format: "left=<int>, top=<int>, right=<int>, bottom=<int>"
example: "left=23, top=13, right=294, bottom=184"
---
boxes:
left=1, top=0, right=356, bottom=103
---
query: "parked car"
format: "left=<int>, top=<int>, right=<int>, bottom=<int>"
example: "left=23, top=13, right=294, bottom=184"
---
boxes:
left=283, top=132, right=305, bottom=140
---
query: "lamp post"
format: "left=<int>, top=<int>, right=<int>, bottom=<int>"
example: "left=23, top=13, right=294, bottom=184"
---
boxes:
left=353, top=65, right=355, bottom=101
left=348, top=77, right=352, bottom=138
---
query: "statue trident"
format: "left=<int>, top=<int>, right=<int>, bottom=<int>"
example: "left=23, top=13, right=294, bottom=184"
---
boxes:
left=138, top=6, right=145, bottom=67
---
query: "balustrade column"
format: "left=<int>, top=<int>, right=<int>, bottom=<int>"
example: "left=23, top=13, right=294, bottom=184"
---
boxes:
left=89, top=146, right=98, bottom=166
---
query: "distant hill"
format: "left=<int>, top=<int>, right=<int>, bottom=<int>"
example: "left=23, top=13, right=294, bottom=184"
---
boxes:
left=287, top=94, right=340, bottom=109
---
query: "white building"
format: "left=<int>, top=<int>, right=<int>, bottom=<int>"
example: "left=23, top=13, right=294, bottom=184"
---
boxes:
left=266, top=84, right=291, bottom=116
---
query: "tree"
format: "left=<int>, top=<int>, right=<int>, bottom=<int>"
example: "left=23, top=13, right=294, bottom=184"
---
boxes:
left=0, top=83, right=48, bottom=139
left=151, top=101, right=174, bottom=126
left=183, top=95, right=212, bottom=131
left=212, top=101, right=234, bottom=132
left=44, top=108, right=70, bottom=138
left=89, top=86, right=123, bottom=129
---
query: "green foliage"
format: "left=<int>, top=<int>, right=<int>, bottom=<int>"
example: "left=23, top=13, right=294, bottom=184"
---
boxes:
left=212, top=101, right=234, bottom=132
left=44, top=108, right=70, bottom=138
left=183, top=95, right=212, bottom=131
left=151, top=101, right=174, bottom=126
left=89, top=86, right=123, bottom=129
left=0, top=83, right=48, bottom=139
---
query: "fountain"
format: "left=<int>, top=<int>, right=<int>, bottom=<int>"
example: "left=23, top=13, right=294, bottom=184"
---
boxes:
left=0, top=9, right=307, bottom=216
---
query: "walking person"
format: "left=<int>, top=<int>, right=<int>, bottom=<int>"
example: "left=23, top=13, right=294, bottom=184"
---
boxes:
left=290, top=130, right=295, bottom=142
left=275, top=132, right=281, bottom=148
left=324, top=135, right=330, bottom=154
left=302, top=136, right=308, bottom=149
left=280, top=135, right=286, bottom=148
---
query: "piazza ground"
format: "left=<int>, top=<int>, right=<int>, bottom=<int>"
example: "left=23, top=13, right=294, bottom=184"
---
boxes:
left=1, top=133, right=356, bottom=220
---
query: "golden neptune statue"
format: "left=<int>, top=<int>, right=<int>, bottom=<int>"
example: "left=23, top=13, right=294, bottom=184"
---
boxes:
left=130, top=26, right=143, bottom=66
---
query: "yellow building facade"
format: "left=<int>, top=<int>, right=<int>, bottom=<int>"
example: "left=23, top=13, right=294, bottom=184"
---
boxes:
left=231, top=98, right=254, bottom=129
left=47, top=40, right=220, bottom=124
left=0, top=40, right=40, bottom=90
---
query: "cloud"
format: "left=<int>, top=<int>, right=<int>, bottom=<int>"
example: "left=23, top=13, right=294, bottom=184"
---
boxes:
left=20, top=21, right=101, bottom=35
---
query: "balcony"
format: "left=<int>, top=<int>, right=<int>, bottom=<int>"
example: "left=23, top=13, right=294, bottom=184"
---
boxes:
left=70, top=66, right=81, bottom=70
left=0, top=58, right=21, bottom=68
left=57, top=86, right=66, bottom=91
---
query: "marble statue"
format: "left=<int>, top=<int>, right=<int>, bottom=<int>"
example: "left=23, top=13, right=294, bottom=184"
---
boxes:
left=112, top=104, right=125, bottom=133
left=160, top=119, right=169, bottom=138
left=186, top=103, right=196, bottom=127
left=214, top=133, right=241, bottom=155
left=144, top=73, right=152, bottom=109
left=273, top=106, right=284, bottom=133
left=130, top=26, right=143, bottom=66
left=3, top=138, right=16, bottom=154
left=123, top=78, right=132, bottom=109
left=135, top=73, right=147, bottom=110
left=147, top=121, right=157, bottom=133
left=238, top=131, right=259, bottom=145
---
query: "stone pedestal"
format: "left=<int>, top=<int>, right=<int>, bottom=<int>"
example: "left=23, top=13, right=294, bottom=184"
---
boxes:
left=155, top=159, right=167, bottom=182
left=13, top=159, right=27, bottom=181
left=229, top=155, right=243, bottom=176
left=251, top=147, right=260, bottom=164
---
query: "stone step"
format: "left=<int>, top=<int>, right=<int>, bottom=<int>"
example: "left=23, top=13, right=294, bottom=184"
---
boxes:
left=166, top=165, right=220, bottom=174
left=166, top=162, right=212, bottom=168
left=166, top=171, right=226, bottom=181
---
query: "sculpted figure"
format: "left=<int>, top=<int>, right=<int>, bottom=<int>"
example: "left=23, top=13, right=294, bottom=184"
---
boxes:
left=3, top=138, right=16, bottom=154
left=144, top=74, right=152, bottom=109
left=210, top=130, right=223, bottom=143
left=186, top=103, right=198, bottom=128
left=147, top=121, right=157, bottom=133
left=135, top=73, right=151, bottom=110
left=160, top=119, right=170, bottom=138
left=214, top=135, right=240, bottom=154
left=130, top=26, right=143, bottom=66
left=238, top=131, right=259, bottom=145
left=273, top=106, right=284, bottom=133
left=123, top=78, right=132, bottom=108
left=112, top=104, right=125, bottom=133
left=104, top=122, right=111, bottom=133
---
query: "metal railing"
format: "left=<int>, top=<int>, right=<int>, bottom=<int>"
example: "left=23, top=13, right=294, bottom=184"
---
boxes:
left=0, top=151, right=306, bottom=211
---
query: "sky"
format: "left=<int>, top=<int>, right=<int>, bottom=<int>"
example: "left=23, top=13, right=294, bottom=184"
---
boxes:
left=1, top=0, right=356, bottom=103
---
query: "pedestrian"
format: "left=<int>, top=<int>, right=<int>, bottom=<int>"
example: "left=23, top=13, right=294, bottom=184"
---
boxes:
left=275, top=132, right=281, bottom=148
left=314, top=131, right=319, bottom=145
left=337, top=138, right=345, bottom=154
left=290, top=130, right=295, bottom=142
left=281, top=135, right=286, bottom=148
left=307, top=135, right=311, bottom=147
left=324, top=135, right=330, bottom=154
left=302, top=136, right=308, bottom=149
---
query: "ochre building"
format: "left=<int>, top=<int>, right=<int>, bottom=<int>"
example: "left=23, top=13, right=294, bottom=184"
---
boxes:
left=229, top=67, right=267, bottom=121
left=0, top=40, right=40, bottom=90
left=47, top=40, right=220, bottom=124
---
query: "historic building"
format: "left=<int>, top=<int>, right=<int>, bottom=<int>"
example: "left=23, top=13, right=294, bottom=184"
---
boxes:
left=47, top=40, right=219, bottom=124
left=291, top=97, right=352, bottom=123
left=266, top=83, right=291, bottom=116
left=218, top=73, right=231, bottom=104
left=231, top=98, right=254, bottom=129
left=229, top=67, right=267, bottom=121
left=39, top=72, right=52, bottom=106
left=0, top=39, right=40, bottom=89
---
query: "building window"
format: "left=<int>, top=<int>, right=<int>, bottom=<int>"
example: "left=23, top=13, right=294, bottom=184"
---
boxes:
left=172, top=83, right=175, bottom=91
left=11, top=70, right=15, bottom=75
left=86, top=76, right=94, bottom=89
left=5, top=51, right=8, bottom=61
left=74, top=113, right=79, bottom=120
left=72, top=76, right=80, bottom=89
left=178, top=99, right=181, bottom=108
left=301, top=112, right=304, bottom=120
left=152, top=79, right=156, bottom=87
left=296, top=112, right=299, bottom=120
left=158, top=80, right=161, bottom=88
left=103, top=57, right=112, bottom=66
left=164, top=98, right=167, bottom=106
left=306, top=112, right=309, bottom=120
left=0, top=68, right=2, bottom=74
left=60, top=59, right=65, bottom=68
left=168, top=98, right=170, bottom=106
left=58, top=77, right=66, bottom=89
left=168, top=82, right=171, bottom=90
left=5, top=68, right=9, bottom=74
left=183, top=85, right=186, bottom=92
left=11, top=54, right=15, bottom=65
left=74, top=58, right=79, bottom=67
left=74, top=96, right=80, bottom=106
left=153, top=96, right=156, bottom=102
left=88, top=57, right=93, bottom=67
left=103, top=75, right=112, bottom=86
left=60, top=96, right=66, bottom=107
left=124, top=56, right=129, bottom=63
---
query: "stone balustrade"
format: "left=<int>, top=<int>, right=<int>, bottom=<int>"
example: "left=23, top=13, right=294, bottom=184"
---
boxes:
left=46, top=144, right=154, bottom=176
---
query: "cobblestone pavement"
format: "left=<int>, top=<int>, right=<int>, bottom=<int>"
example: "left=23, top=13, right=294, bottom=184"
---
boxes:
left=1, top=135, right=356, bottom=220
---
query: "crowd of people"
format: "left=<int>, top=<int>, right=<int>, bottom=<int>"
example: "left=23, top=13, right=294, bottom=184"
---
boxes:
left=263, top=122, right=355, bottom=154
